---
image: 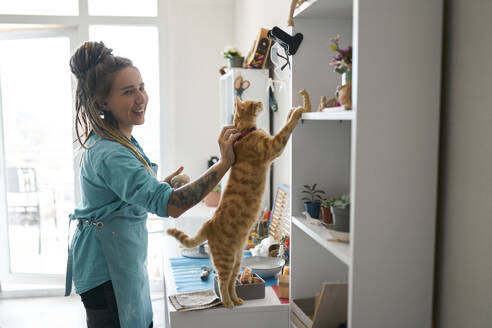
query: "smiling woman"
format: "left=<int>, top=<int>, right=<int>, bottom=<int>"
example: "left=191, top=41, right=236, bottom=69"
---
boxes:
left=89, top=25, right=161, bottom=172
left=97, top=67, right=149, bottom=140
left=66, top=41, right=240, bottom=328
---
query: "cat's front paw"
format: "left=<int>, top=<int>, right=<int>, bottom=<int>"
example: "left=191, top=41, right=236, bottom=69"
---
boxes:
left=222, top=300, right=234, bottom=308
left=287, top=106, right=303, bottom=122
left=232, top=297, right=244, bottom=306
left=296, top=107, right=307, bottom=115
left=292, top=107, right=305, bottom=121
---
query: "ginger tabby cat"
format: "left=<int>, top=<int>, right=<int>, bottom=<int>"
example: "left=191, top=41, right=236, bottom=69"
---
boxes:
left=167, top=90, right=311, bottom=308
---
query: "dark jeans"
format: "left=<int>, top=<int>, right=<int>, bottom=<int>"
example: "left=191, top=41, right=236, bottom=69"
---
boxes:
left=81, top=280, right=153, bottom=328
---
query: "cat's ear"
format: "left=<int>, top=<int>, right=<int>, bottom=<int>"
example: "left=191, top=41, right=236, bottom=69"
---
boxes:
left=235, top=96, right=242, bottom=105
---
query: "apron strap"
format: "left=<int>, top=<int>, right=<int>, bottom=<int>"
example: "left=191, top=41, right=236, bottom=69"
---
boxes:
left=65, top=216, right=73, bottom=296
left=65, top=216, right=103, bottom=296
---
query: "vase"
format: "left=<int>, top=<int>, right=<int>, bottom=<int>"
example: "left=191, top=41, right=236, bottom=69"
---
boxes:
left=321, top=207, right=333, bottom=224
left=342, top=71, right=352, bottom=85
left=227, top=56, right=244, bottom=68
left=304, top=202, right=321, bottom=219
left=331, top=205, right=350, bottom=232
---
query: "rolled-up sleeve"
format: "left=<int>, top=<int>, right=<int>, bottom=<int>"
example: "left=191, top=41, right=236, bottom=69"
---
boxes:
left=98, top=149, right=173, bottom=217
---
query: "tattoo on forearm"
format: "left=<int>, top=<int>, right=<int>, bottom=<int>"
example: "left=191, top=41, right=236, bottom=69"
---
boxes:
left=169, top=170, right=219, bottom=210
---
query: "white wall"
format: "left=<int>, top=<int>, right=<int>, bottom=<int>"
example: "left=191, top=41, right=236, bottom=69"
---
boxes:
left=435, top=0, right=492, bottom=326
left=164, top=0, right=236, bottom=179
left=235, top=0, right=293, bottom=191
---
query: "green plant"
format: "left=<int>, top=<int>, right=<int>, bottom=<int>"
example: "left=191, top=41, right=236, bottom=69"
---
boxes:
left=212, top=184, right=221, bottom=192
left=321, top=194, right=350, bottom=209
left=331, top=194, right=350, bottom=209
left=321, top=198, right=334, bottom=208
left=301, top=184, right=325, bottom=203
left=222, top=45, right=242, bottom=59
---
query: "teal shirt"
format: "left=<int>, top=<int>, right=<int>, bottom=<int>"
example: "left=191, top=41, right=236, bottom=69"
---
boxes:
left=69, top=132, right=173, bottom=294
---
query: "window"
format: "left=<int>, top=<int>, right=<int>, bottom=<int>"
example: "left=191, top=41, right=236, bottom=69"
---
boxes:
left=0, top=3, right=167, bottom=295
left=0, top=35, right=74, bottom=275
left=0, top=0, right=78, bottom=16
left=88, top=0, right=157, bottom=17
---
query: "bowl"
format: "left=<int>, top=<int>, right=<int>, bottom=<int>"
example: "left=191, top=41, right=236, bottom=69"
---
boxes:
left=242, top=256, right=285, bottom=278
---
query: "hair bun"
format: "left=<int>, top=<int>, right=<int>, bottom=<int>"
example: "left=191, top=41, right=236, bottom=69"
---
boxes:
left=70, top=41, right=113, bottom=80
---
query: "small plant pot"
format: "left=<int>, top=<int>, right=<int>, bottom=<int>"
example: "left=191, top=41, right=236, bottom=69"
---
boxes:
left=321, top=207, right=333, bottom=224
left=204, top=191, right=220, bottom=207
left=304, top=202, right=321, bottom=219
left=330, top=205, right=350, bottom=232
left=227, top=56, right=244, bottom=68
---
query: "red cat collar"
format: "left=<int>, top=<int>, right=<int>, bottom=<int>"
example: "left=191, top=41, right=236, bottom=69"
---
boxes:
left=234, top=127, right=256, bottom=144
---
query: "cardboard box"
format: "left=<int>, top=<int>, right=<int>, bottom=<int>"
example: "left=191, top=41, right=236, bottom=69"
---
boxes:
left=291, top=282, right=348, bottom=328
left=245, top=28, right=272, bottom=69
left=278, top=274, right=289, bottom=299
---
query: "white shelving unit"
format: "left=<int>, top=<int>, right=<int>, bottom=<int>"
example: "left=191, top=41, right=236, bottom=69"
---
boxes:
left=292, top=216, right=350, bottom=265
left=302, top=107, right=354, bottom=121
left=289, top=0, right=442, bottom=327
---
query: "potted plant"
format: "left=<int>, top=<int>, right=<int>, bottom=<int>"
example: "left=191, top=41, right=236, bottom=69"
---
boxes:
left=320, top=198, right=334, bottom=224
left=302, top=184, right=325, bottom=219
left=223, top=45, right=244, bottom=68
left=280, top=235, right=290, bottom=265
left=204, top=184, right=221, bottom=207
left=330, top=194, right=350, bottom=232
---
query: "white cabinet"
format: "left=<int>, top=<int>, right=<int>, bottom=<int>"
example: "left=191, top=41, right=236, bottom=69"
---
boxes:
left=219, top=68, right=271, bottom=208
left=289, top=0, right=442, bottom=327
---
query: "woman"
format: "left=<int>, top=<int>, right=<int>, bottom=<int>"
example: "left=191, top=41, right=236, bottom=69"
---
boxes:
left=65, top=41, right=240, bottom=328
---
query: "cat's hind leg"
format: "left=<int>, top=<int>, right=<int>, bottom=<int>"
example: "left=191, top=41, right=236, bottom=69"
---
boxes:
left=229, top=249, right=244, bottom=306
left=211, top=251, right=235, bottom=308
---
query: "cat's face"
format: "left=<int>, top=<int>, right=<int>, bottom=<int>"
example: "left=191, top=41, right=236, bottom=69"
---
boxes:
left=234, top=97, right=263, bottom=122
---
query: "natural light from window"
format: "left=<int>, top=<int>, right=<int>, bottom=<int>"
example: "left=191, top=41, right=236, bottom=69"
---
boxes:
left=0, top=0, right=78, bottom=15
left=0, top=37, right=74, bottom=274
left=88, top=0, right=157, bottom=17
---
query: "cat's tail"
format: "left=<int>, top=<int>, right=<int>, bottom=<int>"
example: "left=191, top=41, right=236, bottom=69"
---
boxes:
left=166, top=225, right=208, bottom=248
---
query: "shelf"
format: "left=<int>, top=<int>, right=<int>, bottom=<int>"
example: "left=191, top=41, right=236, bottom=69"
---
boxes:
left=292, top=216, right=350, bottom=266
left=302, top=107, right=354, bottom=121
left=294, top=0, right=352, bottom=20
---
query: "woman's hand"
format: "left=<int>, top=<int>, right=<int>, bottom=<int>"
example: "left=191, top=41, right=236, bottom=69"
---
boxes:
left=163, top=166, right=184, bottom=186
left=218, top=125, right=241, bottom=168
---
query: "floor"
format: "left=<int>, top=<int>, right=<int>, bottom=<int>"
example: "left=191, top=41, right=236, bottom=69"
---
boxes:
left=0, top=292, right=166, bottom=328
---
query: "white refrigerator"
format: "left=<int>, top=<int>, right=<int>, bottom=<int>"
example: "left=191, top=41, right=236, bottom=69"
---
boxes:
left=219, top=68, right=271, bottom=210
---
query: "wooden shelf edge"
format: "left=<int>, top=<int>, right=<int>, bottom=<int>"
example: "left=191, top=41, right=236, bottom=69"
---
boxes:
left=302, top=108, right=354, bottom=121
left=292, top=216, right=351, bottom=266
left=293, top=0, right=318, bottom=19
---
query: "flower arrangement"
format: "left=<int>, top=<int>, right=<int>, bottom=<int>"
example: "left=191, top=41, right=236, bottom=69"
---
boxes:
left=329, top=34, right=352, bottom=75
left=222, top=45, right=242, bottom=59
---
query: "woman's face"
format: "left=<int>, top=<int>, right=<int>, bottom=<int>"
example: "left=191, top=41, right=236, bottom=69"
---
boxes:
left=103, top=66, right=148, bottom=135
